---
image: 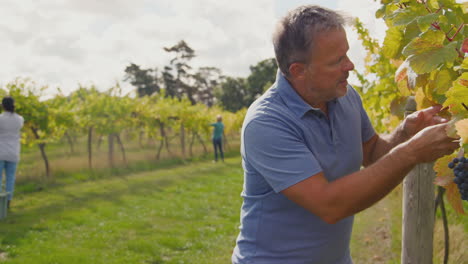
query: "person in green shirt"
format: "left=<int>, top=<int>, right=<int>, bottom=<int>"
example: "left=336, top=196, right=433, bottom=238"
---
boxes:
left=210, top=115, right=224, bottom=162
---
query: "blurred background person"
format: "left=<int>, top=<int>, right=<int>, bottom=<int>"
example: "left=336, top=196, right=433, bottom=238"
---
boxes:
left=210, top=115, right=224, bottom=162
left=0, top=96, right=24, bottom=210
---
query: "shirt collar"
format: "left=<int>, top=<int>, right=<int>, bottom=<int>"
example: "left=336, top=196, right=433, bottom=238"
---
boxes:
left=276, top=70, right=323, bottom=118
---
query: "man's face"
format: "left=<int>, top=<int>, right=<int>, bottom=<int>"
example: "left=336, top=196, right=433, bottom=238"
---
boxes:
left=303, top=28, right=355, bottom=103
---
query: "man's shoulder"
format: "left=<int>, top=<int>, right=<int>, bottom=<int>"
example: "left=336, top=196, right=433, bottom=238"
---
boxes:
left=242, top=95, right=303, bottom=143
left=245, top=89, right=292, bottom=125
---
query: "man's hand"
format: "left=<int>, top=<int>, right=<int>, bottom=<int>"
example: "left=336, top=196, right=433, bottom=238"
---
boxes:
left=405, top=122, right=460, bottom=164
left=401, top=105, right=448, bottom=140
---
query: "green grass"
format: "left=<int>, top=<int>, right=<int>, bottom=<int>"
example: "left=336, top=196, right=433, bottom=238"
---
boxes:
left=0, top=158, right=244, bottom=263
left=1, top=149, right=467, bottom=263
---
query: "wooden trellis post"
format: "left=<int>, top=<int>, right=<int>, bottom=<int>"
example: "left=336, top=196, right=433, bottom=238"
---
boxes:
left=401, top=97, right=435, bottom=264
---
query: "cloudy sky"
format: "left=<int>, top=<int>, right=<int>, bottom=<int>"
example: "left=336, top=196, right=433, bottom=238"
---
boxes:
left=0, top=0, right=386, bottom=97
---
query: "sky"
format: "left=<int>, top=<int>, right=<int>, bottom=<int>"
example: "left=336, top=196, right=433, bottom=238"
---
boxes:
left=0, top=0, right=387, bottom=97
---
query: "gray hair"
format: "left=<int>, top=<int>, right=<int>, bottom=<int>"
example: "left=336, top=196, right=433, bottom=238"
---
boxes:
left=272, top=5, right=349, bottom=77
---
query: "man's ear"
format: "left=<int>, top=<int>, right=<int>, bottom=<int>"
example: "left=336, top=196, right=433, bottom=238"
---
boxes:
left=288, top=62, right=307, bottom=80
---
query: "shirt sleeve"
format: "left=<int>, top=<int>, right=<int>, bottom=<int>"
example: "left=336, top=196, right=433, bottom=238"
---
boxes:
left=243, top=117, right=323, bottom=193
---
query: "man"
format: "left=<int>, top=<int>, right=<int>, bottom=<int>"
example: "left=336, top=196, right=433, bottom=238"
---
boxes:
left=232, top=5, right=459, bottom=264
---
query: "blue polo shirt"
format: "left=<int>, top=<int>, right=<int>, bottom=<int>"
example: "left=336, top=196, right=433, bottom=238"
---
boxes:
left=232, top=71, right=375, bottom=264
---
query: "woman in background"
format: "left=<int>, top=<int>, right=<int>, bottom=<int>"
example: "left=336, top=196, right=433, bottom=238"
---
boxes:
left=210, top=115, right=224, bottom=162
left=0, top=96, right=24, bottom=210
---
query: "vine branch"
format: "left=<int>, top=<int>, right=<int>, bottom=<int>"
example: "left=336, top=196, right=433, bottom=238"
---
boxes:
left=462, top=102, right=468, bottom=112
left=434, top=186, right=450, bottom=264
left=447, top=23, right=466, bottom=42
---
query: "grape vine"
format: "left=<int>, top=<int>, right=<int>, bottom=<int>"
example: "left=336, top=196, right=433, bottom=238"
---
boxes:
left=355, top=0, right=468, bottom=214
left=1, top=78, right=245, bottom=177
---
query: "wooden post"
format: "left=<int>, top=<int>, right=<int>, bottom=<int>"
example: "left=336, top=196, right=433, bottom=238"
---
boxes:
left=401, top=97, right=435, bottom=264
left=0, top=192, right=8, bottom=219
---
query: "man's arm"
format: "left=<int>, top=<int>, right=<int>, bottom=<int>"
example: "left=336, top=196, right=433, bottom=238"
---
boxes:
left=282, top=122, right=458, bottom=225
left=363, top=105, right=448, bottom=166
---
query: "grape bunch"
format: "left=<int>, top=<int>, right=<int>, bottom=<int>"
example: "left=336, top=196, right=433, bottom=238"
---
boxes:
left=449, top=157, right=468, bottom=201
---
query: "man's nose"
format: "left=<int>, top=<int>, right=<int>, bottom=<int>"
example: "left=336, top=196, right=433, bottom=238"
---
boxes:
left=344, top=57, right=354, bottom=72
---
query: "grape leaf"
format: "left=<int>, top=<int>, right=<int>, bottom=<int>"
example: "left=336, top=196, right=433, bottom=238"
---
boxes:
left=455, top=118, right=468, bottom=144
left=434, top=154, right=456, bottom=181
left=395, top=61, right=419, bottom=91
left=417, top=13, right=439, bottom=32
left=403, top=30, right=446, bottom=56
left=446, top=182, right=466, bottom=214
left=389, top=9, right=419, bottom=26
left=415, top=87, right=436, bottom=110
left=375, top=5, right=386, bottom=19
left=397, top=72, right=412, bottom=96
left=395, top=61, right=408, bottom=83
left=383, top=27, right=404, bottom=59
left=462, top=57, right=468, bottom=70
left=443, top=72, right=468, bottom=115
left=428, top=0, right=440, bottom=10
left=434, top=175, right=453, bottom=186
left=390, top=97, right=408, bottom=117
left=403, top=30, right=458, bottom=74
left=431, top=69, right=454, bottom=94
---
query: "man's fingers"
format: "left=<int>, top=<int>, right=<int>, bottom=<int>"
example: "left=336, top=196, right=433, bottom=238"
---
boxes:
left=421, top=104, right=443, bottom=116
left=448, top=141, right=460, bottom=152
left=431, top=115, right=448, bottom=125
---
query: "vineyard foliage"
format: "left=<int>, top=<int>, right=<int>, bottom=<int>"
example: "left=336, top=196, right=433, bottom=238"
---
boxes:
left=1, top=78, right=245, bottom=176
left=354, top=0, right=468, bottom=213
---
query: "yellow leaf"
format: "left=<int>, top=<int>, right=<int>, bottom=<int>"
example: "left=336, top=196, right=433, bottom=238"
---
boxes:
left=434, top=176, right=453, bottom=187
left=395, top=61, right=408, bottom=83
left=434, top=154, right=457, bottom=179
left=459, top=79, right=468, bottom=87
left=414, top=87, right=435, bottom=110
left=395, top=62, right=412, bottom=96
left=446, top=182, right=466, bottom=215
left=446, top=118, right=460, bottom=138
left=455, top=119, right=468, bottom=144
left=398, top=80, right=411, bottom=97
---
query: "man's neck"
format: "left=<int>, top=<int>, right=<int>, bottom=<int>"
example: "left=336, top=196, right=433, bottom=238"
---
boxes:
left=286, top=75, right=331, bottom=116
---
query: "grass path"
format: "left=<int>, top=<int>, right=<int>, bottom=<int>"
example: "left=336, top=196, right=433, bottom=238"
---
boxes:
left=1, top=158, right=244, bottom=263
left=351, top=189, right=402, bottom=264
left=1, top=156, right=466, bottom=263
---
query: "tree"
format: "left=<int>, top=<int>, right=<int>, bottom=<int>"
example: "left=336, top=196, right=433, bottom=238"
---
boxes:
left=245, top=58, right=278, bottom=105
left=192, top=66, right=223, bottom=107
left=216, top=77, right=248, bottom=112
left=164, top=40, right=197, bottom=104
left=124, top=63, right=161, bottom=97
left=162, top=65, right=177, bottom=99
left=215, top=58, right=277, bottom=111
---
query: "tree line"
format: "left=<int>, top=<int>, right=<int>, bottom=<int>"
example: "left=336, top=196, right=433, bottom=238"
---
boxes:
left=124, top=40, right=278, bottom=112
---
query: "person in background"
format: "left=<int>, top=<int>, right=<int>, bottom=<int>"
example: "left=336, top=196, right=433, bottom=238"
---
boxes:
left=232, top=5, right=459, bottom=264
left=0, top=96, right=24, bottom=210
left=210, top=115, right=224, bottom=162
